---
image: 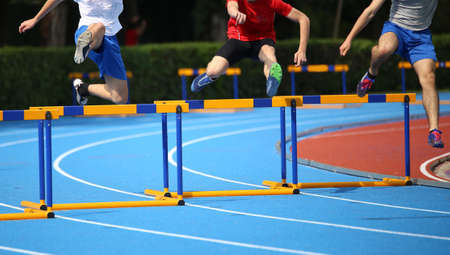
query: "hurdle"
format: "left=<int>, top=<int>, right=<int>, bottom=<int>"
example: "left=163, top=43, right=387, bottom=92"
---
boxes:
left=0, top=103, right=187, bottom=221
left=178, top=68, right=241, bottom=100
left=398, top=61, right=450, bottom=92
left=288, top=64, right=349, bottom=95
left=68, top=71, right=133, bottom=105
left=146, top=93, right=415, bottom=200
left=0, top=93, right=415, bottom=220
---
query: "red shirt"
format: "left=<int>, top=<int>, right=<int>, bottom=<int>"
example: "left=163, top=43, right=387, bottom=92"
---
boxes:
left=227, top=0, right=293, bottom=42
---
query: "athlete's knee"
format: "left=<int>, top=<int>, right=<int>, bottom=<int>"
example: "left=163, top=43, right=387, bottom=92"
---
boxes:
left=419, top=70, right=436, bottom=88
left=372, top=44, right=394, bottom=58
left=111, top=91, right=128, bottom=104
left=206, top=59, right=228, bottom=78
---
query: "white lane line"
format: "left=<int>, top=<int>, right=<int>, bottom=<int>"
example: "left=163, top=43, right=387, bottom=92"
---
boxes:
left=55, top=215, right=325, bottom=255
left=420, top=152, right=450, bottom=183
left=0, top=246, right=52, bottom=255
left=187, top=204, right=450, bottom=241
left=0, top=203, right=324, bottom=255
left=49, top=123, right=450, bottom=241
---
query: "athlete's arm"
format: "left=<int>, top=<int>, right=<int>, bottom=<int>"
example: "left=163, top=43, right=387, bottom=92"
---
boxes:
left=339, top=0, right=386, bottom=56
left=286, top=8, right=310, bottom=66
left=19, top=0, right=64, bottom=33
left=227, top=0, right=246, bottom=24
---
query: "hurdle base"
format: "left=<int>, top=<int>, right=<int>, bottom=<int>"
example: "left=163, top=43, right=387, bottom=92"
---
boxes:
left=263, top=178, right=411, bottom=189
left=146, top=188, right=299, bottom=198
left=0, top=209, right=54, bottom=221
left=21, top=199, right=183, bottom=211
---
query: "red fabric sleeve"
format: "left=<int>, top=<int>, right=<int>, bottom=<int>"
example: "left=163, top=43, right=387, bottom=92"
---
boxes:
left=272, top=0, right=293, bottom=17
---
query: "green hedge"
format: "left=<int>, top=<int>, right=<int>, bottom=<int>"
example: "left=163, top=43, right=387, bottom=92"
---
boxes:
left=1, top=34, right=450, bottom=109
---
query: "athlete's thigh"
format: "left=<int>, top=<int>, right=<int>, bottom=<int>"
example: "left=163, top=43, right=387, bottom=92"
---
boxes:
left=377, top=32, right=399, bottom=55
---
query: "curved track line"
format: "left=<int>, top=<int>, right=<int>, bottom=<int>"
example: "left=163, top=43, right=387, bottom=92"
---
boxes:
left=420, top=152, right=450, bottom=182
left=0, top=246, right=51, bottom=255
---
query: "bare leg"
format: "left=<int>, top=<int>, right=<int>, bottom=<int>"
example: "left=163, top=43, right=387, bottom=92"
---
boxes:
left=413, top=58, right=439, bottom=131
left=258, top=45, right=277, bottom=79
left=74, top=23, right=105, bottom=64
left=206, top=56, right=229, bottom=78
left=87, top=75, right=128, bottom=104
left=368, top=32, right=399, bottom=76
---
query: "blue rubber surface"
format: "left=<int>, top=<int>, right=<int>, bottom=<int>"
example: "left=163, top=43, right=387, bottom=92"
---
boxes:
left=1, top=93, right=450, bottom=255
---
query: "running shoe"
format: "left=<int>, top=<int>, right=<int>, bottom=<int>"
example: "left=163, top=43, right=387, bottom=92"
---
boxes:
left=356, top=72, right=375, bottom=97
left=428, top=129, right=444, bottom=148
left=74, top=30, right=92, bottom=64
left=191, top=73, right=215, bottom=92
left=73, top=78, right=88, bottom=105
left=266, top=63, right=282, bottom=97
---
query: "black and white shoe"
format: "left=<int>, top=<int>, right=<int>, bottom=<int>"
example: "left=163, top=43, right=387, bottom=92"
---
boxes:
left=73, top=78, right=88, bottom=105
left=74, top=30, right=92, bottom=64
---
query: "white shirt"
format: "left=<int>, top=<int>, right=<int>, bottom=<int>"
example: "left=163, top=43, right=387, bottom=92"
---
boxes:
left=73, top=0, right=123, bottom=36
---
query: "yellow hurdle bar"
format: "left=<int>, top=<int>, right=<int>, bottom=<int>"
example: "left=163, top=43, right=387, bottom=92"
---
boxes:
left=178, top=68, right=241, bottom=77
left=145, top=188, right=299, bottom=198
left=68, top=71, right=133, bottom=79
left=263, top=178, right=410, bottom=189
left=0, top=209, right=54, bottom=221
left=398, top=61, right=450, bottom=69
left=22, top=200, right=183, bottom=211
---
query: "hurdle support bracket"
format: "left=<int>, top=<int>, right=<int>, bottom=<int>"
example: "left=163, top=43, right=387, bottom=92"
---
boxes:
left=0, top=209, right=54, bottom=221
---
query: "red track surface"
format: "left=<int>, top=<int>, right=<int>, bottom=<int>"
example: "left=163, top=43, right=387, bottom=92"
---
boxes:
left=299, top=116, right=450, bottom=181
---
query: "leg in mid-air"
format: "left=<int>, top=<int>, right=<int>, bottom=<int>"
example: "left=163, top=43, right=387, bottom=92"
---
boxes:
left=191, top=56, right=229, bottom=93
left=258, top=44, right=282, bottom=97
left=413, top=59, right=444, bottom=148
left=357, top=32, right=399, bottom=97
left=74, top=22, right=106, bottom=64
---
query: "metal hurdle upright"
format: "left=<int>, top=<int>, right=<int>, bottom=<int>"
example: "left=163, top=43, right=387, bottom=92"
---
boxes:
left=398, top=61, right=450, bottom=92
left=288, top=64, right=349, bottom=95
left=178, top=68, right=241, bottom=100
left=68, top=71, right=133, bottom=105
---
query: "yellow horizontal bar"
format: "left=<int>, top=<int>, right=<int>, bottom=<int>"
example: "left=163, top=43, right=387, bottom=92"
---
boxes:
left=307, top=65, right=330, bottom=72
left=287, top=65, right=301, bottom=72
left=165, top=189, right=298, bottom=198
left=68, top=72, right=133, bottom=79
left=334, top=64, right=349, bottom=72
left=50, top=200, right=181, bottom=210
left=21, top=201, right=46, bottom=210
left=272, top=96, right=303, bottom=107
left=83, top=104, right=137, bottom=116
left=0, top=111, right=2, bottom=121
left=292, top=179, right=408, bottom=189
left=321, top=95, right=368, bottom=104
left=225, top=68, right=241, bottom=75
left=386, top=93, right=416, bottom=103
left=156, top=102, right=189, bottom=113
left=204, top=99, right=254, bottom=109
left=398, top=62, right=412, bottom=69
left=0, top=211, right=52, bottom=221
left=178, top=68, right=194, bottom=76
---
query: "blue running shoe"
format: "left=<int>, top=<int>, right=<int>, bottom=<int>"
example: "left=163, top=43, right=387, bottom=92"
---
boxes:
left=191, top=73, right=215, bottom=92
left=428, top=129, right=444, bottom=148
left=357, top=72, right=375, bottom=97
left=266, top=63, right=282, bottom=97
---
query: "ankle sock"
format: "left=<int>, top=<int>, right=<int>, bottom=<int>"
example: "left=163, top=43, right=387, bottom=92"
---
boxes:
left=78, top=83, right=90, bottom=97
left=367, top=71, right=376, bottom=80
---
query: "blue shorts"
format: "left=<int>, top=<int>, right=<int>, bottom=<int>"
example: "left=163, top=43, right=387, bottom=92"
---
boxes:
left=381, top=21, right=437, bottom=64
left=74, top=26, right=128, bottom=81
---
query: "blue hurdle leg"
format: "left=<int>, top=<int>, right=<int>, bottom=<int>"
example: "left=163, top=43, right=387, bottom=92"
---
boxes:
left=290, top=100, right=298, bottom=185
left=176, top=106, right=184, bottom=201
left=403, top=95, right=411, bottom=180
left=290, top=72, right=296, bottom=95
left=233, top=75, right=239, bottom=99
left=280, top=107, right=287, bottom=185
left=45, top=112, right=53, bottom=209
left=38, top=120, right=45, bottom=205
left=342, top=72, right=347, bottom=94
left=181, top=75, right=187, bottom=100
left=161, top=113, right=169, bottom=195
